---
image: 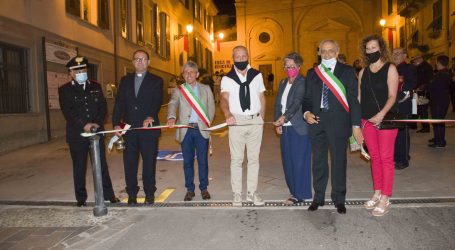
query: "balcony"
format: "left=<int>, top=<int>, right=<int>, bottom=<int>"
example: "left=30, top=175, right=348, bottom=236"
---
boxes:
left=397, top=0, right=428, bottom=18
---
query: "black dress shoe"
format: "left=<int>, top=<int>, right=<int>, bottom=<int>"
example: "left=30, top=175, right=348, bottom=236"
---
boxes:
left=428, top=138, right=435, bottom=143
left=144, top=196, right=155, bottom=205
left=416, top=128, right=430, bottom=133
left=335, top=203, right=346, bottom=214
left=105, top=197, right=120, bottom=203
left=127, top=197, right=137, bottom=206
left=201, top=190, right=211, bottom=200
left=184, top=191, right=195, bottom=201
left=308, top=201, right=324, bottom=211
left=394, top=162, right=409, bottom=170
left=428, top=143, right=446, bottom=148
left=76, top=201, right=87, bottom=207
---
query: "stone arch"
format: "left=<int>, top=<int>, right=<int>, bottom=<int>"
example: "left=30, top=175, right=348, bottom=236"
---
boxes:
left=295, top=1, right=364, bottom=72
left=247, top=17, right=285, bottom=89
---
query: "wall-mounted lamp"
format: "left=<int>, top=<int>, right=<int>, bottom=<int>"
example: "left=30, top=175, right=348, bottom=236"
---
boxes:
left=174, top=24, right=193, bottom=40
left=379, top=19, right=396, bottom=30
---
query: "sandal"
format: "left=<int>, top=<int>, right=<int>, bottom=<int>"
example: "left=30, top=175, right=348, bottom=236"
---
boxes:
left=372, top=200, right=391, bottom=217
left=364, top=194, right=381, bottom=209
left=283, top=197, right=300, bottom=205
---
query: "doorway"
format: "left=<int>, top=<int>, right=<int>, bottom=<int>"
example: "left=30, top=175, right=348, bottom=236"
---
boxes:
left=259, top=64, right=274, bottom=95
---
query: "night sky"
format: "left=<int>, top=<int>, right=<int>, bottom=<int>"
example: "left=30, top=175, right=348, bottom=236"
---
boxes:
left=212, top=0, right=236, bottom=16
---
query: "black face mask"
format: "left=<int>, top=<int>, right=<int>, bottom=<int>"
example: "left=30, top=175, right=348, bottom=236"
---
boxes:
left=366, top=51, right=381, bottom=64
left=234, top=61, right=248, bottom=70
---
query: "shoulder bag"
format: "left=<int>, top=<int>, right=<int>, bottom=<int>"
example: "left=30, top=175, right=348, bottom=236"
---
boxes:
left=367, top=68, right=405, bottom=130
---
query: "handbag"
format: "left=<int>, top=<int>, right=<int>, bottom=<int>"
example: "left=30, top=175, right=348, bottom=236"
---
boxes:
left=417, top=93, right=429, bottom=105
left=367, top=69, right=405, bottom=130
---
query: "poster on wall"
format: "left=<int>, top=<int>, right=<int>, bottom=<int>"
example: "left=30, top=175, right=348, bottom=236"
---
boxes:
left=45, top=42, right=77, bottom=65
left=47, top=71, right=72, bottom=109
left=214, top=59, right=232, bottom=72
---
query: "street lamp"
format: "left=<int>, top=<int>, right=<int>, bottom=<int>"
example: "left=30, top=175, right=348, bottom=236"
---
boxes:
left=174, top=24, right=193, bottom=40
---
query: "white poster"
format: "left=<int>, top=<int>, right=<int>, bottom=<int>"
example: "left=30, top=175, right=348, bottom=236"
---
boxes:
left=47, top=71, right=72, bottom=109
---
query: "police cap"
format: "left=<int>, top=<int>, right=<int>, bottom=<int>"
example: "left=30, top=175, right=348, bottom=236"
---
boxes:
left=66, top=56, right=88, bottom=70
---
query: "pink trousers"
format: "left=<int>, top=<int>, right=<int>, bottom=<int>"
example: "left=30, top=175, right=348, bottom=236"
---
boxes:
left=361, top=119, right=398, bottom=196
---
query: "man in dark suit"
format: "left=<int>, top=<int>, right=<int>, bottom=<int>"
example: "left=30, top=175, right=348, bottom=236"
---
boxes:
left=303, top=39, right=362, bottom=214
left=428, top=55, right=452, bottom=148
left=413, top=55, right=433, bottom=133
left=392, top=48, right=417, bottom=169
left=59, top=56, right=119, bottom=207
left=112, top=50, right=163, bottom=205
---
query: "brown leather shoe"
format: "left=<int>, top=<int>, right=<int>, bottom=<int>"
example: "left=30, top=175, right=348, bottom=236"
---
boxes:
left=184, top=191, right=195, bottom=201
left=201, top=190, right=211, bottom=200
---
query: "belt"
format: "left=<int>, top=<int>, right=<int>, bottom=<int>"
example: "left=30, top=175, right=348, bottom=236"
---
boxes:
left=319, top=108, right=329, bottom=112
left=188, top=123, right=199, bottom=128
left=234, top=113, right=261, bottom=119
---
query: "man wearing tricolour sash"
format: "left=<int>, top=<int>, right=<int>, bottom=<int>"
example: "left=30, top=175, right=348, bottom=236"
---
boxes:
left=303, top=39, right=363, bottom=214
left=220, top=45, right=266, bottom=206
left=167, top=61, right=215, bottom=201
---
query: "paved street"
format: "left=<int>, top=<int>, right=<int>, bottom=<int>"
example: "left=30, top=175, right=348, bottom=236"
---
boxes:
left=0, top=95, right=454, bottom=249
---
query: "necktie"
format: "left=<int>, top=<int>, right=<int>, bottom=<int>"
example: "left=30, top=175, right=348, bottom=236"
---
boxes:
left=322, top=68, right=331, bottom=110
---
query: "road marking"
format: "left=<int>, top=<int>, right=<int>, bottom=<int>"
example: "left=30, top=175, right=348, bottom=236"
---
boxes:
left=120, top=188, right=175, bottom=203
left=155, top=188, right=175, bottom=203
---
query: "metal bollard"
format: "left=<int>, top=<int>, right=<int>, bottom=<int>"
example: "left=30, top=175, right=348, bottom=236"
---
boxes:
left=89, top=127, right=108, bottom=217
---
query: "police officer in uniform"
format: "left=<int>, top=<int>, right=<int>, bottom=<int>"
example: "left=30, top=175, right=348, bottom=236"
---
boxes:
left=59, top=56, right=119, bottom=207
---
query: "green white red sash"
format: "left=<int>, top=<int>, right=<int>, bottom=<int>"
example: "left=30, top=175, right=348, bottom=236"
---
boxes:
left=178, top=83, right=211, bottom=127
left=314, top=64, right=350, bottom=113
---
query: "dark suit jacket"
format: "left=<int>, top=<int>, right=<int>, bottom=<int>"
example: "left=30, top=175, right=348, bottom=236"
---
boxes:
left=112, top=72, right=163, bottom=132
left=59, top=80, right=106, bottom=142
left=303, top=63, right=361, bottom=137
left=428, top=69, right=451, bottom=114
left=274, top=74, right=308, bottom=135
left=396, top=62, right=417, bottom=115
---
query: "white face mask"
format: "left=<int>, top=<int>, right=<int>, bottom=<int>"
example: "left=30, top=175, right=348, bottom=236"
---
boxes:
left=75, top=72, right=88, bottom=84
left=321, top=58, right=337, bottom=69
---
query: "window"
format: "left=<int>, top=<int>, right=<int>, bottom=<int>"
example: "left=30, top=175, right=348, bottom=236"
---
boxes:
left=179, top=0, right=189, bottom=9
left=205, top=48, right=213, bottom=74
left=432, top=0, right=442, bottom=32
left=120, top=0, right=130, bottom=39
left=194, top=0, right=201, bottom=22
left=136, top=0, right=144, bottom=45
left=152, top=4, right=159, bottom=50
left=399, top=26, right=405, bottom=47
left=0, top=42, right=29, bottom=114
left=65, top=0, right=110, bottom=29
left=97, top=0, right=109, bottom=29
left=154, top=5, right=160, bottom=54
left=158, top=12, right=170, bottom=59
left=87, top=63, right=98, bottom=82
left=204, top=9, right=207, bottom=30
left=387, top=0, right=393, bottom=15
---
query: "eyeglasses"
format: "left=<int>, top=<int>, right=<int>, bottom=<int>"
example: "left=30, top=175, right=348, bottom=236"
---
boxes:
left=283, top=66, right=298, bottom=70
left=133, top=57, right=148, bottom=62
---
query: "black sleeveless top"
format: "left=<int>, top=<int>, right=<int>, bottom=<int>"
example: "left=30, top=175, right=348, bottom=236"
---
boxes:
left=361, top=62, right=397, bottom=119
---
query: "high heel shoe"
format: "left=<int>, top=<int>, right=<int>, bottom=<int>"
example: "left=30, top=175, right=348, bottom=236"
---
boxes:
left=372, top=199, right=391, bottom=217
left=364, top=194, right=381, bottom=209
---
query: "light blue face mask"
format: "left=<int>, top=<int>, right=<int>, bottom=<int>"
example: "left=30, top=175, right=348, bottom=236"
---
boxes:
left=75, top=72, right=88, bottom=84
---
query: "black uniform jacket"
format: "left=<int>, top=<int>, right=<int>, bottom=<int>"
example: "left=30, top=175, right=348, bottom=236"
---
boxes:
left=59, top=80, right=107, bottom=142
